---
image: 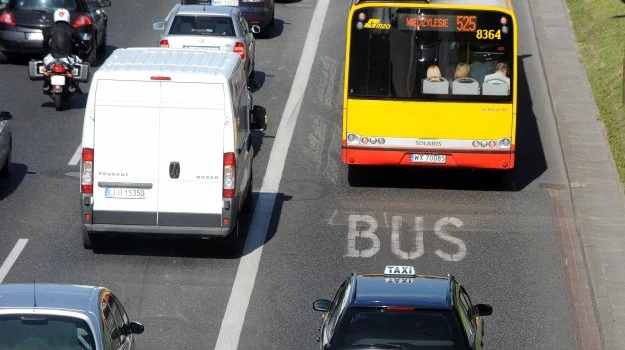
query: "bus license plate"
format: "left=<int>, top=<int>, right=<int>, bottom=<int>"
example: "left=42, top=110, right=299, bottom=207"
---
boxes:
left=410, top=154, right=446, bottom=164
left=105, top=188, right=145, bottom=199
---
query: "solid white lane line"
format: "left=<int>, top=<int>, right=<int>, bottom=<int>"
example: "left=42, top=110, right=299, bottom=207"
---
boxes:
left=0, top=239, right=29, bottom=283
left=68, top=144, right=81, bottom=166
left=214, top=0, right=331, bottom=349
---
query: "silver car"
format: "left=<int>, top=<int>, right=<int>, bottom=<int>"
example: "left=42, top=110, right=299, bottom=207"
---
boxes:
left=0, top=283, right=144, bottom=350
left=0, top=111, right=12, bottom=179
left=153, top=5, right=259, bottom=79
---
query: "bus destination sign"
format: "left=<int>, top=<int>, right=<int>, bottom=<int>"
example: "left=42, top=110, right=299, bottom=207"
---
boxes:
left=397, top=14, right=478, bottom=32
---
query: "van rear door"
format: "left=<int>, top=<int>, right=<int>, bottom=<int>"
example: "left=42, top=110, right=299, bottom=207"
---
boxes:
left=92, top=80, right=161, bottom=226
left=157, top=82, right=226, bottom=227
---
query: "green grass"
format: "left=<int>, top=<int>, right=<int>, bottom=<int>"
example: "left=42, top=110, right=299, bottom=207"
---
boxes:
left=566, top=0, right=625, bottom=182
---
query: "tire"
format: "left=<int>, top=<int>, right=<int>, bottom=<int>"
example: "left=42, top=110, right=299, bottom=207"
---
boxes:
left=82, top=229, right=103, bottom=250
left=0, top=139, right=11, bottom=179
left=243, top=171, right=253, bottom=213
left=97, top=29, right=107, bottom=55
left=54, top=92, right=64, bottom=111
left=347, top=165, right=367, bottom=187
left=218, top=223, right=240, bottom=256
left=86, top=39, right=97, bottom=65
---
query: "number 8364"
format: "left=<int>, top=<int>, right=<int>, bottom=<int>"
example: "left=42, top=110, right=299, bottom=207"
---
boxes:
left=476, top=29, right=502, bottom=40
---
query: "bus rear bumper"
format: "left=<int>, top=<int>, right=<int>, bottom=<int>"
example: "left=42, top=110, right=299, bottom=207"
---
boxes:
left=342, top=147, right=515, bottom=169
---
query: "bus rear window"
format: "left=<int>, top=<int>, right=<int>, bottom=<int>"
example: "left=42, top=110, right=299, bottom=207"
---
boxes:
left=348, top=7, right=514, bottom=102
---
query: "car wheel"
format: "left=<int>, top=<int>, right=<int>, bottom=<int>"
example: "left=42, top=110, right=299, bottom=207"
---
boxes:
left=86, top=39, right=97, bottom=65
left=218, top=222, right=241, bottom=256
left=0, top=139, right=11, bottom=179
left=243, top=169, right=253, bottom=213
left=97, top=29, right=107, bottom=55
left=82, top=229, right=103, bottom=250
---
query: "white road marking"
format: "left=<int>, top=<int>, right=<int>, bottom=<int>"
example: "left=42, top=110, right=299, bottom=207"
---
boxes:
left=0, top=239, right=28, bottom=283
left=68, top=144, right=81, bottom=166
left=214, top=0, right=331, bottom=348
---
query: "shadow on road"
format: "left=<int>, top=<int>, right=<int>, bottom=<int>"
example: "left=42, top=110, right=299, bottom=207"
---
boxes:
left=89, top=191, right=290, bottom=260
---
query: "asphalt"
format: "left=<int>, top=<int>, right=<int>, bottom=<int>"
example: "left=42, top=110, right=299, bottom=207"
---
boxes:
left=0, top=0, right=621, bottom=349
left=528, top=0, right=625, bottom=348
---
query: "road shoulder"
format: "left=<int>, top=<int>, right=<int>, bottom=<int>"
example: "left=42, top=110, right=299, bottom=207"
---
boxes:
left=528, top=0, right=625, bottom=348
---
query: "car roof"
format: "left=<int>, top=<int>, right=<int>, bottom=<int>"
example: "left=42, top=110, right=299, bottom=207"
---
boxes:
left=176, top=4, right=237, bottom=16
left=351, top=274, right=454, bottom=310
left=0, top=284, right=100, bottom=313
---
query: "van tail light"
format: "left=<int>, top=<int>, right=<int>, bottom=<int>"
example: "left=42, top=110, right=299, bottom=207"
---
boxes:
left=233, top=42, right=245, bottom=60
left=223, top=152, right=236, bottom=198
left=159, top=39, right=169, bottom=48
left=0, top=11, right=16, bottom=26
left=51, top=64, right=66, bottom=74
left=72, top=14, right=92, bottom=29
left=81, top=148, right=94, bottom=194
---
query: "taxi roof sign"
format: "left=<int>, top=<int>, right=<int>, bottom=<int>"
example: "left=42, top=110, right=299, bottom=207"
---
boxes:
left=384, top=265, right=416, bottom=277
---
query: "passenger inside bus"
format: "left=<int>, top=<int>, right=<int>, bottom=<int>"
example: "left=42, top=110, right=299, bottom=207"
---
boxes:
left=482, top=62, right=510, bottom=95
left=452, top=63, right=480, bottom=95
left=422, top=64, right=449, bottom=94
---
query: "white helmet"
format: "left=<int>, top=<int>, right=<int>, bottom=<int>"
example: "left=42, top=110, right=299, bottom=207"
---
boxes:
left=53, top=8, right=70, bottom=24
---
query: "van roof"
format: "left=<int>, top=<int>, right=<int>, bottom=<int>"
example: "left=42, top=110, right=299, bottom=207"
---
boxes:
left=93, top=48, right=242, bottom=83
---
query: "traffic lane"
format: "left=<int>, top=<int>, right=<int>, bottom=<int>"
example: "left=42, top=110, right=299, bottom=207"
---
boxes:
left=0, top=1, right=317, bottom=349
left=237, top=1, right=575, bottom=350
left=238, top=196, right=575, bottom=350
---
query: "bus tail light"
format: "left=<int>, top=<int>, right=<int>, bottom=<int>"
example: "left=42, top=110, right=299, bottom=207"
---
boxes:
left=223, top=152, right=236, bottom=198
left=81, top=148, right=94, bottom=194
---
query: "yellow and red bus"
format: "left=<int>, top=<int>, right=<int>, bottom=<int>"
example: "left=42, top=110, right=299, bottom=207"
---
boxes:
left=342, top=0, right=517, bottom=174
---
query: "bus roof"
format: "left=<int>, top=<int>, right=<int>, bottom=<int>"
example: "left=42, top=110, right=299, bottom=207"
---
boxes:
left=353, top=0, right=513, bottom=11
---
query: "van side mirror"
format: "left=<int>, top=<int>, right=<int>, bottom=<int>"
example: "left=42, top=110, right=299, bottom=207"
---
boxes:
left=0, top=111, right=13, bottom=121
left=250, top=105, right=267, bottom=132
left=250, top=25, right=261, bottom=34
left=473, top=304, right=492, bottom=317
left=153, top=22, right=165, bottom=31
left=99, top=0, right=111, bottom=7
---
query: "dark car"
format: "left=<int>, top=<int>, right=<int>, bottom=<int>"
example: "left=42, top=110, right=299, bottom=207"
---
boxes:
left=313, top=266, right=493, bottom=349
left=0, top=0, right=110, bottom=64
left=180, top=0, right=274, bottom=36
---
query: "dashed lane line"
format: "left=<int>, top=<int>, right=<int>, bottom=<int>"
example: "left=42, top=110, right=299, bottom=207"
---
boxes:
left=0, top=239, right=29, bottom=283
left=214, top=0, right=331, bottom=348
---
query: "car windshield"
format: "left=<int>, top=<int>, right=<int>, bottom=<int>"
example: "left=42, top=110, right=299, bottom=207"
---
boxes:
left=13, top=0, right=78, bottom=11
left=169, top=15, right=235, bottom=36
left=0, top=314, right=97, bottom=350
left=332, top=308, right=467, bottom=349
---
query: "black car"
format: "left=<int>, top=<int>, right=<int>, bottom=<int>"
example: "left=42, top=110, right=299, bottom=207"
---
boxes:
left=181, top=0, right=274, bottom=36
left=0, top=0, right=110, bottom=63
left=313, top=266, right=493, bottom=349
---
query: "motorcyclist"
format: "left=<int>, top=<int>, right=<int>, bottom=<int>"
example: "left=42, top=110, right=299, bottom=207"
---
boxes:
left=42, top=8, right=88, bottom=93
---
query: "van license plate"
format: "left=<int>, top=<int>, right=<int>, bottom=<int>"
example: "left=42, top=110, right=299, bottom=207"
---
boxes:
left=105, top=188, right=145, bottom=199
left=410, top=154, right=446, bottom=164
left=51, top=75, right=65, bottom=86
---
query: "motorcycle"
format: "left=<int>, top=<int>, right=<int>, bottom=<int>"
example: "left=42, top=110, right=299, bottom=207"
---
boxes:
left=28, top=59, right=90, bottom=111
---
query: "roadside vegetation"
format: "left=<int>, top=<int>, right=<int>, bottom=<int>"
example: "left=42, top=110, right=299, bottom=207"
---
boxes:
left=566, top=0, right=625, bottom=182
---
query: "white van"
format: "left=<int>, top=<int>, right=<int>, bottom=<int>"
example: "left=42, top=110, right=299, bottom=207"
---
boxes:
left=80, top=48, right=267, bottom=251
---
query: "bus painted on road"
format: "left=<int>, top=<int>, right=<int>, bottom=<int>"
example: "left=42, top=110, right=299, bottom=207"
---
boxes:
left=342, top=0, right=518, bottom=173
